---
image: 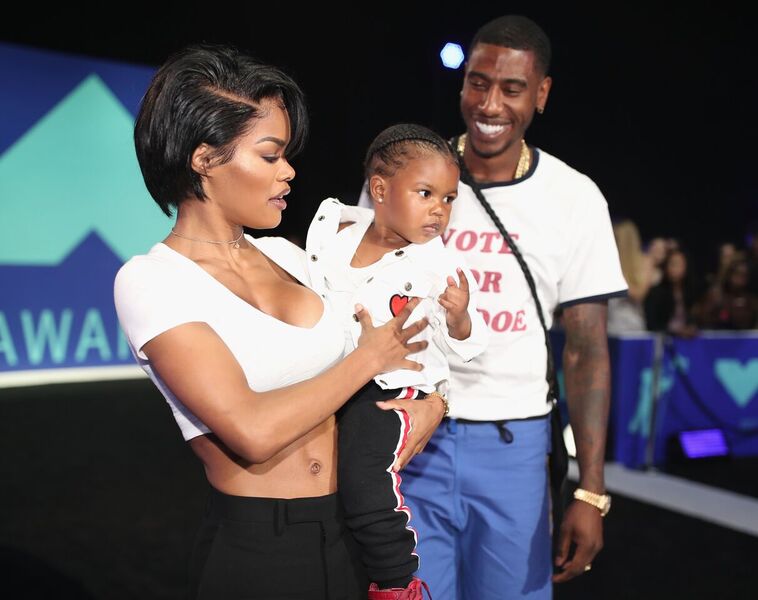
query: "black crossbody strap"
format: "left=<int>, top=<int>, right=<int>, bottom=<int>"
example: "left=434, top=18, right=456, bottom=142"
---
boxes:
left=455, top=136, right=569, bottom=548
left=454, top=136, right=558, bottom=404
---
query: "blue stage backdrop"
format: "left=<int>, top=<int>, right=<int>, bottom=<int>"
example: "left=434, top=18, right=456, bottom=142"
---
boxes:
left=0, top=43, right=167, bottom=380
left=553, top=331, right=758, bottom=467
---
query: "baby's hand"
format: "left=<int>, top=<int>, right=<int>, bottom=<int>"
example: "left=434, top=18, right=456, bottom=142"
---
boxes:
left=438, top=268, right=472, bottom=340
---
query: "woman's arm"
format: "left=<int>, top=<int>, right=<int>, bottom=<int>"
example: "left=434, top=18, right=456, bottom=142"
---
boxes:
left=144, top=300, right=428, bottom=464
left=627, top=255, right=655, bottom=303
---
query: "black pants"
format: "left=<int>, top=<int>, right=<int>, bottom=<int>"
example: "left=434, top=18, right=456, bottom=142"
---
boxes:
left=337, top=381, right=422, bottom=588
left=189, top=488, right=368, bottom=599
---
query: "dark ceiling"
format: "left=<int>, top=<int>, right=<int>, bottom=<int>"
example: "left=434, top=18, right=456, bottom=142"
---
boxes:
left=2, top=2, right=754, bottom=271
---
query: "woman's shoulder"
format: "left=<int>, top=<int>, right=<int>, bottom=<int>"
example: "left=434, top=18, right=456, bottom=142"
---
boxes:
left=113, top=244, right=197, bottom=321
left=114, top=243, right=181, bottom=288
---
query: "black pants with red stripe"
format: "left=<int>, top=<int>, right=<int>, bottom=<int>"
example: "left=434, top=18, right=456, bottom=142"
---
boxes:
left=337, top=381, right=421, bottom=588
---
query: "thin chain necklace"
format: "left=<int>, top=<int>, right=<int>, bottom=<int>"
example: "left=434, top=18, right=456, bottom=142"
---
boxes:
left=351, top=225, right=386, bottom=268
left=352, top=238, right=374, bottom=269
left=352, top=249, right=368, bottom=268
left=456, top=134, right=531, bottom=180
left=170, top=227, right=245, bottom=249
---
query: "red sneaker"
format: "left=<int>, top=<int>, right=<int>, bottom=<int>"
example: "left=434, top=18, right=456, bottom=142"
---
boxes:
left=367, top=577, right=431, bottom=600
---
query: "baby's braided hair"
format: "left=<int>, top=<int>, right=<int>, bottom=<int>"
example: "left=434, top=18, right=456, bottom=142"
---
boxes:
left=364, top=123, right=459, bottom=187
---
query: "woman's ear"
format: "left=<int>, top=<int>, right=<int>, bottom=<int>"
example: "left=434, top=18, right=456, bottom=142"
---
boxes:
left=369, top=175, right=386, bottom=205
left=190, top=143, right=214, bottom=176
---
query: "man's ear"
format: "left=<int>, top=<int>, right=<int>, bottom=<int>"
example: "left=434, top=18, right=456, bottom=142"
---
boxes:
left=536, top=75, right=552, bottom=114
left=369, top=175, right=386, bottom=204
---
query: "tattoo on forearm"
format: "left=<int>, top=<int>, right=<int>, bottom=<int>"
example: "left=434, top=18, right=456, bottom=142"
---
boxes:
left=562, top=301, right=610, bottom=490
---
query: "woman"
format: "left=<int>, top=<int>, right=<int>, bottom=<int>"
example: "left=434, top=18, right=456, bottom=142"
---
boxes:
left=697, top=258, right=758, bottom=329
left=644, top=249, right=700, bottom=337
left=114, top=44, right=444, bottom=600
left=607, top=219, right=654, bottom=334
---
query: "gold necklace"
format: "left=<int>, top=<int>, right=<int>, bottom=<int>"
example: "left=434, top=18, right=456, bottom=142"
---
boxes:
left=170, top=227, right=245, bottom=249
left=456, top=133, right=531, bottom=180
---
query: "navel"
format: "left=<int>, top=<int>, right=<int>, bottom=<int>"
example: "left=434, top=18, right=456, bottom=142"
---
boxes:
left=309, top=460, right=322, bottom=475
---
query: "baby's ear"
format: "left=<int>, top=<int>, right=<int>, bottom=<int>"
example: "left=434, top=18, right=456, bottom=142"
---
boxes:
left=368, top=175, right=386, bottom=205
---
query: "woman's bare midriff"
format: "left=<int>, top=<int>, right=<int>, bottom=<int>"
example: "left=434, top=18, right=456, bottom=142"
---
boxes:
left=189, top=415, right=338, bottom=498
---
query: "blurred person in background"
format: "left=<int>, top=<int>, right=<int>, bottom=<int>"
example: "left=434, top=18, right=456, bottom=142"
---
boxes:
left=645, top=249, right=701, bottom=337
left=704, top=242, right=739, bottom=290
left=646, top=237, right=667, bottom=286
left=696, top=258, right=758, bottom=329
left=746, top=222, right=758, bottom=294
left=607, top=219, right=654, bottom=335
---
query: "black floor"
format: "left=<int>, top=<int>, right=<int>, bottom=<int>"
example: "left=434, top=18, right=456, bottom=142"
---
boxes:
left=1, top=379, right=755, bottom=599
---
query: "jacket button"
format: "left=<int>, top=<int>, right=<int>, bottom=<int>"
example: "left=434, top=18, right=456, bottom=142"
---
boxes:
left=310, top=255, right=318, bottom=261
left=395, top=250, right=404, bottom=257
left=367, top=277, right=374, bottom=283
left=317, top=215, right=325, bottom=221
left=404, top=282, right=412, bottom=291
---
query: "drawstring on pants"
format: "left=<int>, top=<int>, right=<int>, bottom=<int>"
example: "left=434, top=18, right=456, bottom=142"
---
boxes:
left=494, top=421, right=514, bottom=444
left=445, top=418, right=514, bottom=444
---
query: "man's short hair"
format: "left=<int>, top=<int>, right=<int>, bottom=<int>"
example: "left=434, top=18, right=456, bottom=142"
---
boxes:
left=470, top=15, right=551, bottom=76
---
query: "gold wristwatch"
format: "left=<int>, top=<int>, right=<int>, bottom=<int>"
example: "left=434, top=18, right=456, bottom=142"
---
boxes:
left=573, top=488, right=612, bottom=517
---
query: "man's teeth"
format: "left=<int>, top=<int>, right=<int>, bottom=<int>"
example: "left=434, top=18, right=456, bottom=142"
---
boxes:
left=476, top=122, right=505, bottom=135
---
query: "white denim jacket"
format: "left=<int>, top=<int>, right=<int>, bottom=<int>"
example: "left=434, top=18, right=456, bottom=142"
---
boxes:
left=305, top=198, right=488, bottom=394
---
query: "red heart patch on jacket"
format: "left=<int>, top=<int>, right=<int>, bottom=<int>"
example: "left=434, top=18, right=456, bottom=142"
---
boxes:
left=389, top=294, right=410, bottom=317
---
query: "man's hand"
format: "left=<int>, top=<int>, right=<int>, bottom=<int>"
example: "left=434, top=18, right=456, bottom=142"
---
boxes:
left=552, top=499, right=604, bottom=582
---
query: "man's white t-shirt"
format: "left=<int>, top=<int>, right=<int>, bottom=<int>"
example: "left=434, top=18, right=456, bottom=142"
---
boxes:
left=360, top=148, right=627, bottom=419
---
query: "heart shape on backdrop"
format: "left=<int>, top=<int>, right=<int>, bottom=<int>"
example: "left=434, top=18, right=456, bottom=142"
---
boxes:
left=714, top=358, right=758, bottom=408
left=389, top=294, right=410, bottom=317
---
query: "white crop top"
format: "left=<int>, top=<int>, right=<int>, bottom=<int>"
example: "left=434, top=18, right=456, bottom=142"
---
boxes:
left=113, top=235, right=345, bottom=441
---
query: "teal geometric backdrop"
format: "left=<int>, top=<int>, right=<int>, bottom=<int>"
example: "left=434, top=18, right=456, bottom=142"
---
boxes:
left=0, top=43, right=166, bottom=375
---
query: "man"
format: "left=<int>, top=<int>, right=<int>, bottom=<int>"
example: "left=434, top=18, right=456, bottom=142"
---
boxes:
left=359, top=14, right=627, bottom=599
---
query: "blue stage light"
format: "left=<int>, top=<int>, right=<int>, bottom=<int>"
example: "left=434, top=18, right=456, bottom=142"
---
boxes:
left=440, top=43, right=464, bottom=69
left=678, top=429, right=729, bottom=459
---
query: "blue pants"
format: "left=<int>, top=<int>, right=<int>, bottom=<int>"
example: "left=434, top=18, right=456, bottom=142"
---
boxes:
left=402, top=417, right=552, bottom=600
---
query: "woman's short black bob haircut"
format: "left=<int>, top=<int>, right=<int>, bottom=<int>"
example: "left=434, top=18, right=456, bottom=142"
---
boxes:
left=134, top=43, right=308, bottom=216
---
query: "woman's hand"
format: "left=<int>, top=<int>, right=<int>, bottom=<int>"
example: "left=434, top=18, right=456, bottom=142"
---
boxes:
left=354, top=298, right=429, bottom=375
left=439, top=268, right=472, bottom=340
left=376, top=393, right=446, bottom=471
